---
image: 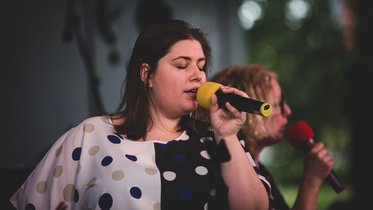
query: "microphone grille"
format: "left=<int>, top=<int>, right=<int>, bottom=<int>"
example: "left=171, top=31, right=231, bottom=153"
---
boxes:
left=196, top=82, right=222, bottom=109
left=285, top=120, right=314, bottom=148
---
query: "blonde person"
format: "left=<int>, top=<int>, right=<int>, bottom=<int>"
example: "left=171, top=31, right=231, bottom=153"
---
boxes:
left=208, top=64, right=334, bottom=210
left=10, top=20, right=269, bottom=210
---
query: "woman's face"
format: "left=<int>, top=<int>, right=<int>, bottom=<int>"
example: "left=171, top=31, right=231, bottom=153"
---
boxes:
left=148, top=39, right=207, bottom=118
left=266, top=79, right=292, bottom=141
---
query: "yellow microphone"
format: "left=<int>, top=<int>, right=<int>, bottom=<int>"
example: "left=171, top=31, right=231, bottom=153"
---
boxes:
left=197, top=82, right=272, bottom=117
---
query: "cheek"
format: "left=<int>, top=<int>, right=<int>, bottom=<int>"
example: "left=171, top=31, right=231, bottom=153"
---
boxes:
left=267, top=117, right=281, bottom=130
left=152, top=73, right=176, bottom=88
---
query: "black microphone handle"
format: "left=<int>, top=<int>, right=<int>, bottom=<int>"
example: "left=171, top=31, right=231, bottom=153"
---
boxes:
left=327, top=169, right=347, bottom=193
left=215, top=90, right=265, bottom=115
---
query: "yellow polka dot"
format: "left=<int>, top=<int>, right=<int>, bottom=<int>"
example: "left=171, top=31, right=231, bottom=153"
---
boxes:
left=145, top=168, right=158, bottom=175
left=86, top=177, right=97, bottom=189
left=84, top=123, right=95, bottom=133
left=153, top=202, right=161, bottom=210
left=88, top=145, right=100, bottom=156
left=101, top=116, right=111, bottom=124
left=112, top=170, right=125, bottom=180
left=36, top=181, right=47, bottom=194
left=55, top=145, right=63, bottom=157
left=63, top=184, right=75, bottom=202
left=53, top=165, right=63, bottom=177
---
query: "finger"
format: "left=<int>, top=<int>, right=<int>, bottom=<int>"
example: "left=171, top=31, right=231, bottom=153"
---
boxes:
left=225, top=102, right=245, bottom=121
left=220, top=86, right=249, bottom=98
left=225, top=101, right=240, bottom=116
left=209, top=93, right=219, bottom=113
left=310, top=142, right=324, bottom=153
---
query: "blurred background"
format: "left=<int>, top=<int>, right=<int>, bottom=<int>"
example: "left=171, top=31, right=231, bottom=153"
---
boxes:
left=1, top=0, right=371, bottom=209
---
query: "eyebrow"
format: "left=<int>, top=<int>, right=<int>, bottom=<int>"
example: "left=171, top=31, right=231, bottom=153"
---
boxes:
left=171, top=56, right=205, bottom=62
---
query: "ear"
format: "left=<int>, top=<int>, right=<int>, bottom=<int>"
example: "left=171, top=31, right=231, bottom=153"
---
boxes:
left=140, top=63, right=152, bottom=87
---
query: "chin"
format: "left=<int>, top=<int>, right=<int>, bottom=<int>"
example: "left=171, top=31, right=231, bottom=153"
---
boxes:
left=180, top=104, right=195, bottom=113
left=187, top=106, right=197, bottom=113
left=189, top=101, right=198, bottom=110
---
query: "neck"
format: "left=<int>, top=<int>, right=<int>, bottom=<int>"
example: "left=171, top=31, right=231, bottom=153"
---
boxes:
left=144, top=108, right=182, bottom=141
left=153, top=112, right=180, bottom=132
left=156, top=117, right=180, bottom=133
left=145, top=122, right=182, bottom=142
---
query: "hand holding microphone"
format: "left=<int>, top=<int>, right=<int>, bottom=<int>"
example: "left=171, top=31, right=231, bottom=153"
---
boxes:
left=285, top=120, right=347, bottom=193
left=197, top=82, right=272, bottom=117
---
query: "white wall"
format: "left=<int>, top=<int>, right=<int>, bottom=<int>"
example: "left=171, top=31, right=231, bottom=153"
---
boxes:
left=1, top=0, right=248, bottom=168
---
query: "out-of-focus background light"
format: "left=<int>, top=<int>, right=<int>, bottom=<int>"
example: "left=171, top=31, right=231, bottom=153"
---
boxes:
left=285, top=0, right=311, bottom=30
left=238, top=0, right=312, bottom=31
left=238, top=0, right=264, bottom=30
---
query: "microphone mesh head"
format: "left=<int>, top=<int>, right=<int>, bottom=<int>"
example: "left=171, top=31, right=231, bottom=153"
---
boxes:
left=196, top=82, right=222, bottom=109
left=285, top=120, right=314, bottom=148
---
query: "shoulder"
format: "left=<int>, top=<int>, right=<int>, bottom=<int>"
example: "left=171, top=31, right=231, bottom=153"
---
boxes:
left=52, top=115, right=115, bottom=156
left=73, top=115, right=112, bottom=130
left=62, top=115, right=113, bottom=140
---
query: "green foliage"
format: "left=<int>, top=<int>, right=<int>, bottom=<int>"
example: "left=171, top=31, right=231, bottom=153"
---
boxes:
left=247, top=0, right=350, bottom=131
left=246, top=0, right=352, bottom=208
left=280, top=184, right=352, bottom=210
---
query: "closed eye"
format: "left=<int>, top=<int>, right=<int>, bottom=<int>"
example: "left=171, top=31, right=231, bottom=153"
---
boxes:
left=176, top=65, right=187, bottom=69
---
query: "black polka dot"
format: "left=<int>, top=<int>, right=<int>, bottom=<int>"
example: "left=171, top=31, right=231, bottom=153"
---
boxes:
left=130, top=187, right=142, bottom=199
left=25, top=203, right=35, bottom=210
left=107, top=135, right=121, bottom=144
left=125, top=154, right=137, bottom=161
left=101, top=156, right=113, bottom=166
left=72, top=147, right=82, bottom=161
left=98, top=193, right=113, bottom=210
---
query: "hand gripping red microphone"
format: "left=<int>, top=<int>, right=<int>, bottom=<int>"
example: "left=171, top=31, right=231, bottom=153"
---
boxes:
left=285, top=120, right=347, bottom=193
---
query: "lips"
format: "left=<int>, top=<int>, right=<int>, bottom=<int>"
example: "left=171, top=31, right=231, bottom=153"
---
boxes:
left=185, top=88, right=197, bottom=93
left=185, top=88, right=198, bottom=100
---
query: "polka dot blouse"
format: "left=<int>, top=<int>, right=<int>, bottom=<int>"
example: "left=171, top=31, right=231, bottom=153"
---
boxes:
left=10, top=116, right=269, bottom=210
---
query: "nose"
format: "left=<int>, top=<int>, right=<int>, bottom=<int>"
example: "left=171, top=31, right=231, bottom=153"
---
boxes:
left=192, top=74, right=202, bottom=81
left=283, top=103, right=292, bottom=116
left=191, top=68, right=205, bottom=82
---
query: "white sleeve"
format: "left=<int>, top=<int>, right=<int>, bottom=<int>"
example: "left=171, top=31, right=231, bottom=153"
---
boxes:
left=9, top=123, right=84, bottom=210
left=240, top=139, right=272, bottom=196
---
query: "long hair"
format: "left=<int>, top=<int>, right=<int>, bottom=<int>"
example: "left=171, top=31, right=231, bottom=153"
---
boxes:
left=114, top=19, right=212, bottom=140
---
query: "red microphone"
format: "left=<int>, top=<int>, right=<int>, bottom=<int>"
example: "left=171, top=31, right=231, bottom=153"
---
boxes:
left=286, top=120, right=316, bottom=151
left=285, top=120, right=347, bottom=193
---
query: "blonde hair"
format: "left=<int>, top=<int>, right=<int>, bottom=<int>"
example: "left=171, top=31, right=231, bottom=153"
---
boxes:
left=210, top=64, right=278, bottom=154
